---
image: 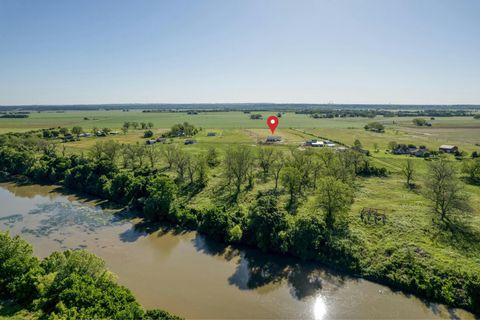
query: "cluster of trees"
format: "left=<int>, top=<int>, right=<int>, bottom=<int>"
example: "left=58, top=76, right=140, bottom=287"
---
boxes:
left=400, top=157, right=474, bottom=224
left=163, top=122, right=198, bottom=137
left=412, top=118, right=431, bottom=126
left=398, top=110, right=472, bottom=117
left=305, top=109, right=393, bottom=118
left=462, top=157, right=480, bottom=184
left=0, top=114, right=29, bottom=118
left=0, top=232, right=181, bottom=319
left=364, top=122, right=385, bottom=132
left=249, top=114, right=263, bottom=119
left=122, top=121, right=154, bottom=133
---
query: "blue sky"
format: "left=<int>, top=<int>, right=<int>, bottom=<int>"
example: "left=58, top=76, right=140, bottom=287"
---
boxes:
left=0, top=0, right=479, bottom=105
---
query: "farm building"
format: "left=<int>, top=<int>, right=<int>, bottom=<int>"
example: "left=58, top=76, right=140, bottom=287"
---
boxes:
left=146, top=139, right=157, bottom=145
left=207, top=132, right=217, bottom=137
left=266, top=136, right=282, bottom=143
left=184, top=139, right=197, bottom=145
left=305, top=139, right=336, bottom=147
left=63, top=133, right=74, bottom=142
left=324, top=140, right=336, bottom=147
left=439, top=145, right=458, bottom=153
left=392, top=144, right=429, bottom=157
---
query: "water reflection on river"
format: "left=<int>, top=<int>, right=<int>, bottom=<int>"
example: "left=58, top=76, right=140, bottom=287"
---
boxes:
left=0, top=182, right=476, bottom=319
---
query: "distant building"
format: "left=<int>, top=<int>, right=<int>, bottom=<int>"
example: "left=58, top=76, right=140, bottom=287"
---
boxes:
left=324, top=140, right=336, bottom=147
left=311, top=141, right=324, bottom=147
left=184, top=139, right=197, bottom=145
left=439, top=145, right=458, bottom=153
left=304, top=139, right=335, bottom=147
left=266, top=136, right=282, bottom=143
left=63, top=133, right=74, bottom=141
left=393, top=144, right=417, bottom=155
left=207, top=132, right=217, bottom=137
left=146, top=139, right=157, bottom=145
left=156, top=137, right=167, bottom=143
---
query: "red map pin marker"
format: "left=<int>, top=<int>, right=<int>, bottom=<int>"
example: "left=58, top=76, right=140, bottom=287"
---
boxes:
left=267, top=116, right=279, bottom=134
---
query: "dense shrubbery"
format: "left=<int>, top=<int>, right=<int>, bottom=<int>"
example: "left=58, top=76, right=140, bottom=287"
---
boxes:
left=0, top=232, right=180, bottom=319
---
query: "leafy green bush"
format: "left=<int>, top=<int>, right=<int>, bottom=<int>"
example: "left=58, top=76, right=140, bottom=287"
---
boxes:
left=0, top=232, right=40, bottom=302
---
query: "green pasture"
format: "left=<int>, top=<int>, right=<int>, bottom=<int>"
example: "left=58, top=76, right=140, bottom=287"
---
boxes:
left=5, top=110, right=479, bottom=132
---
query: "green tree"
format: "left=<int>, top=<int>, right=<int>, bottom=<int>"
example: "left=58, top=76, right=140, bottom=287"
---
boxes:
left=270, top=150, right=285, bottom=192
left=402, top=158, right=416, bottom=188
left=462, top=158, right=480, bottom=182
left=224, top=145, right=254, bottom=195
left=122, top=122, right=130, bottom=133
left=353, top=139, right=363, bottom=150
left=145, top=145, right=161, bottom=168
left=281, top=166, right=302, bottom=208
left=144, top=130, right=154, bottom=138
left=163, top=144, right=178, bottom=169
left=173, top=149, right=189, bottom=182
left=143, top=176, right=178, bottom=221
left=316, top=176, right=353, bottom=228
left=413, top=118, right=427, bottom=126
left=257, top=147, right=274, bottom=181
left=388, top=141, right=398, bottom=151
left=291, top=213, right=327, bottom=260
left=248, top=195, right=289, bottom=252
left=71, top=126, right=83, bottom=136
left=0, top=232, right=40, bottom=301
left=425, top=158, right=470, bottom=223
left=206, top=146, right=220, bottom=167
left=199, top=207, right=232, bottom=241
left=59, top=127, right=69, bottom=135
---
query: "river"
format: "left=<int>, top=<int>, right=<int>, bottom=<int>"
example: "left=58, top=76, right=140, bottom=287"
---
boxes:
left=0, top=182, right=475, bottom=319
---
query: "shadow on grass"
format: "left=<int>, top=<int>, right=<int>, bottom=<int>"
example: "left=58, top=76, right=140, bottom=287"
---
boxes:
left=461, top=177, right=480, bottom=186
left=430, top=217, right=480, bottom=255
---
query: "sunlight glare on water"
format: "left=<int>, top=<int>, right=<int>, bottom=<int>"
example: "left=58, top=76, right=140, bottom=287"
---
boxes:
left=313, top=295, right=327, bottom=320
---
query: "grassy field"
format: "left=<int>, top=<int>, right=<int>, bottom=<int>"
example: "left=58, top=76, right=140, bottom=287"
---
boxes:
left=4, top=110, right=479, bottom=132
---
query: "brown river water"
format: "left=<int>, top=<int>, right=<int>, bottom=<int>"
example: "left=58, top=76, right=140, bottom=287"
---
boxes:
left=0, top=182, right=476, bottom=319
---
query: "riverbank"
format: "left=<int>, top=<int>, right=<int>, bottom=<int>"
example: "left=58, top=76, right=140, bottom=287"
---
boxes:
left=0, top=181, right=476, bottom=319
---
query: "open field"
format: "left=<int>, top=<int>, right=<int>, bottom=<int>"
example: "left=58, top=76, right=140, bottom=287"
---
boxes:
left=3, top=110, right=479, bottom=153
left=2, top=110, right=478, bottom=132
